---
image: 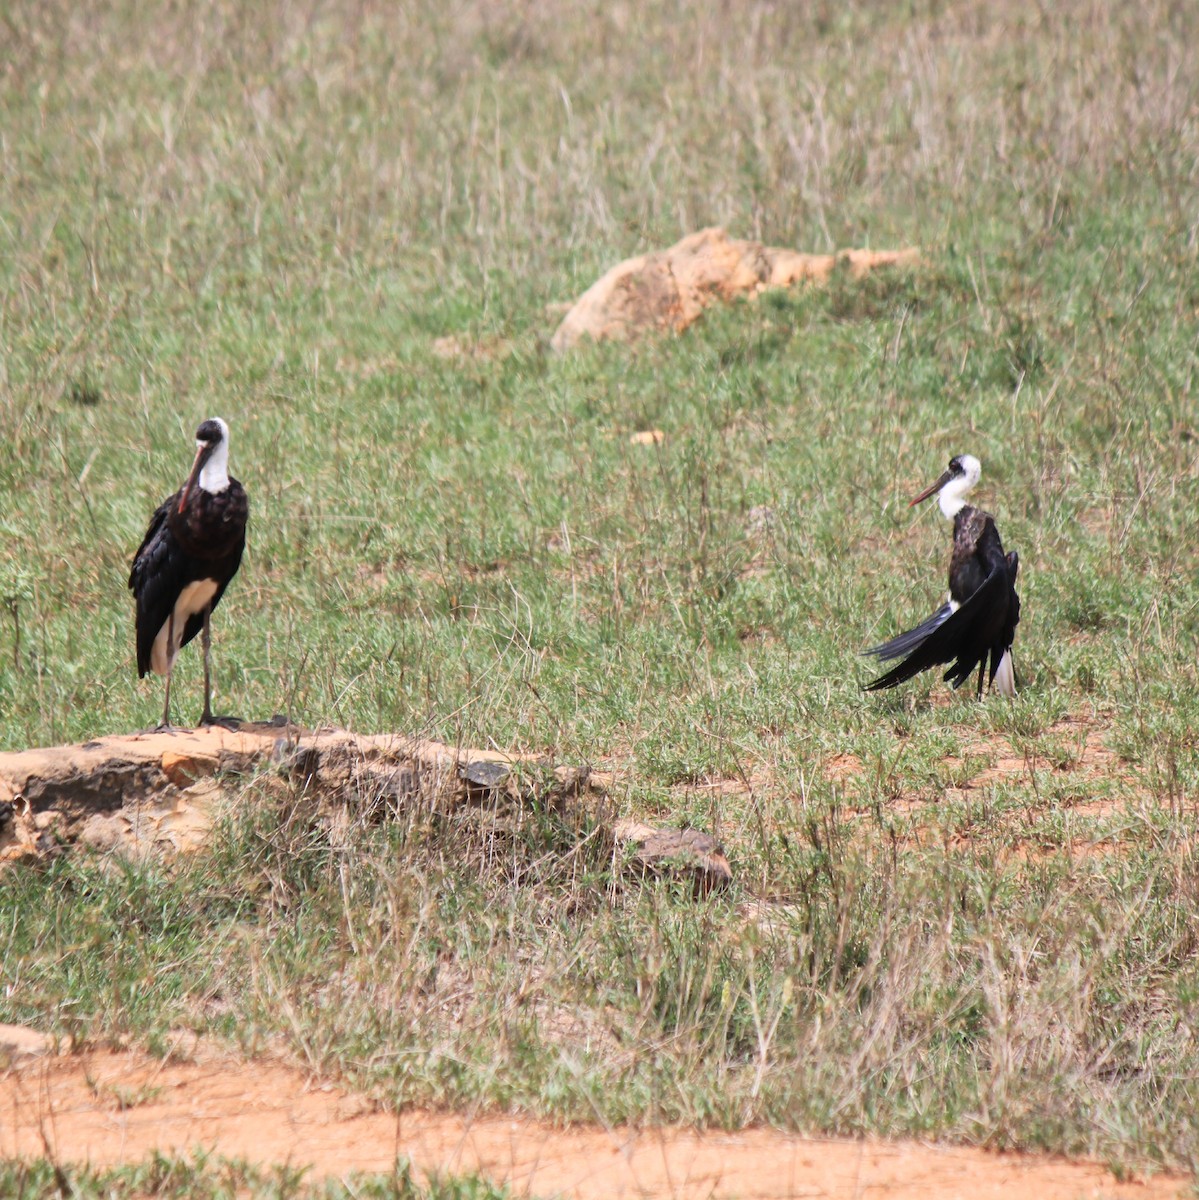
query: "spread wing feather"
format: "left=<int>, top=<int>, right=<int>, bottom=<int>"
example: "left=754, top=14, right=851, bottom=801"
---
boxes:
left=864, top=549, right=1019, bottom=694
left=863, top=602, right=954, bottom=663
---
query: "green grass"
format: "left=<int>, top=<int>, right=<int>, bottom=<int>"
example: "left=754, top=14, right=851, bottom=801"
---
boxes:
left=0, top=1154, right=524, bottom=1199
left=3, top=0, right=1199, bottom=1185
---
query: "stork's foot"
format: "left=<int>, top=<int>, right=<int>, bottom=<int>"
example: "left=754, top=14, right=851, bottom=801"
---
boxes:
left=199, top=711, right=243, bottom=731
left=150, top=721, right=185, bottom=735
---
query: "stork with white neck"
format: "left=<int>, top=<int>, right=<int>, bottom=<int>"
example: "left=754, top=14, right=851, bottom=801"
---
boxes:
left=863, top=454, right=1020, bottom=699
left=129, top=417, right=249, bottom=729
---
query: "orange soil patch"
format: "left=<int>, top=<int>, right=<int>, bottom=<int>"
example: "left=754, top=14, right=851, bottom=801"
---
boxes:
left=1, top=1049, right=1188, bottom=1199
left=834, top=713, right=1134, bottom=801
left=832, top=713, right=1148, bottom=858
left=959, top=716, right=1125, bottom=792
left=825, top=752, right=864, bottom=783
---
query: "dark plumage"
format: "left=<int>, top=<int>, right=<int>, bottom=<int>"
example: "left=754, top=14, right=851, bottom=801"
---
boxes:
left=864, top=454, right=1020, bottom=699
left=129, top=417, right=248, bottom=728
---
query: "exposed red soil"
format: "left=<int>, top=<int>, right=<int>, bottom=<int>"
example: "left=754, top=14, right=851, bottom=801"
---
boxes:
left=1, top=1049, right=1187, bottom=1199
left=825, top=752, right=865, bottom=783
left=826, top=713, right=1135, bottom=800
left=0, top=717, right=1174, bottom=1195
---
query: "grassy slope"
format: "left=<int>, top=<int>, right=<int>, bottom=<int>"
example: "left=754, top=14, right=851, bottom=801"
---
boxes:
left=3, top=0, right=1199, bottom=1181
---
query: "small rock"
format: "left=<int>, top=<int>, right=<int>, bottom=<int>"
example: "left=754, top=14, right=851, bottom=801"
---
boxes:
left=629, top=429, right=665, bottom=445
left=615, top=819, right=733, bottom=895
left=459, top=760, right=512, bottom=790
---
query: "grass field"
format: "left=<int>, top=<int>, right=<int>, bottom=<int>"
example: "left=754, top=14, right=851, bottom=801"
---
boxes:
left=3, top=0, right=1199, bottom=1189
left=0, top=1156, right=515, bottom=1200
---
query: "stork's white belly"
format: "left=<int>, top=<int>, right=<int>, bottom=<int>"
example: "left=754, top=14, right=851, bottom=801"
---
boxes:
left=149, top=579, right=219, bottom=676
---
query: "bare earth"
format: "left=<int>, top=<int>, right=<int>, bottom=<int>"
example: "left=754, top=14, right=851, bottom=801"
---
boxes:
left=1, top=1049, right=1187, bottom=1199
left=0, top=720, right=1183, bottom=1196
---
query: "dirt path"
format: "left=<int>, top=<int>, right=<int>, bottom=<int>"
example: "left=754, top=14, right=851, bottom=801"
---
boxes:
left=0, top=1049, right=1187, bottom=1199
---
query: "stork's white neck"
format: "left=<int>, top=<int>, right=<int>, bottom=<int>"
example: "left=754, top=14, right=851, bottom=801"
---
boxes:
left=199, top=436, right=230, bottom=493
left=938, top=487, right=969, bottom=519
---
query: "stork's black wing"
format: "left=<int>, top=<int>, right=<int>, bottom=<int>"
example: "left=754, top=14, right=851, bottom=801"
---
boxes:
left=863, top=602, right=954, bottom=663
left=864, top=538, right=1019, bottom=694
left=128, top=491, right=185, bottom=677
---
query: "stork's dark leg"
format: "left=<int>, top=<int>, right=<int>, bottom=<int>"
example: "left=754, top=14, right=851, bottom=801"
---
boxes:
left=199, top=608, right=241, bottom=730
left=199, top=607, right=213, bottom=725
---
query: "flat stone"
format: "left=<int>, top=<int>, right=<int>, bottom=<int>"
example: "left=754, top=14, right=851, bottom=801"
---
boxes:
left=614, top=819, right=733, bottom=894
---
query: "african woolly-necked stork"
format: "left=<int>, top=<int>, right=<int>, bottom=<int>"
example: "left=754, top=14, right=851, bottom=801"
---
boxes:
left=129, top=417, right=248, bottom=729
left=863, top=454, right=1020, bottom=699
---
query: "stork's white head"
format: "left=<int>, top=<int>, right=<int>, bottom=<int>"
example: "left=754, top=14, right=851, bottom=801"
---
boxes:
left=909, top=454, right=981, bottom=519
left=195, top=417, right=231, bottom=493
left=178, top=417, right=232, bottom=513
